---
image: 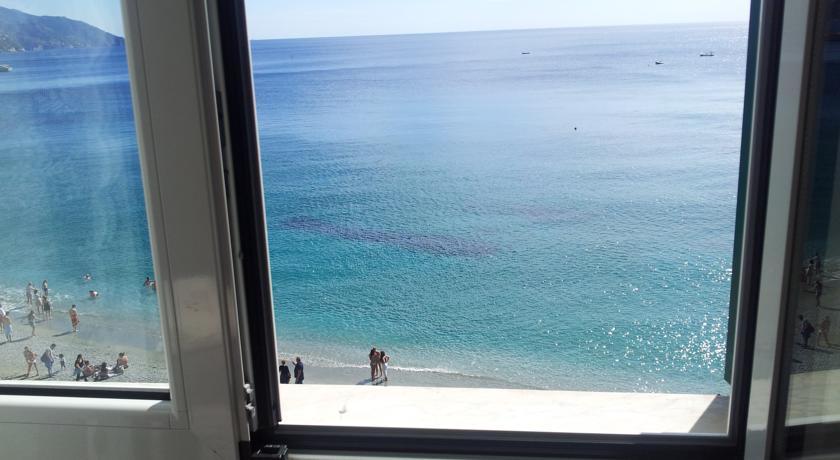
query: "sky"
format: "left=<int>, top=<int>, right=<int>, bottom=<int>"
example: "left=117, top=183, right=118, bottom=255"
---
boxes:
left=0, top=0, right=750, bottom=40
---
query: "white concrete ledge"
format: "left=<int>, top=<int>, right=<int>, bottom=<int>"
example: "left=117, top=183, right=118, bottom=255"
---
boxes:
left=279, top=385, right=728, bottom=435
left=0, top=395, right=173, bottom=429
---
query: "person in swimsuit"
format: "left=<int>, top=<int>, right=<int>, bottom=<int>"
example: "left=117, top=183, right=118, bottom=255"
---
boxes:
left=33, top=291, right=42, bottom=314
left=42, top=280, right=48, bottom=298
left=369, top=348, right=379, bottom=381
left=23, top=346, right=38, bottom=377
left=114, top=352, right=129, bottom=373
left=25, top=282, right=33, bottom=305
left=26, top=310, right=36, bottom=336
left=69, top=304, right=79, bottom=333
left=380, top=350, right=389, bottom=382
left=42, top=295, right=52, bottom=320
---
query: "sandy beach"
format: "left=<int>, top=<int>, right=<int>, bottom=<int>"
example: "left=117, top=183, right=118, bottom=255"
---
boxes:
left=0, top=304, right=167, bottom=383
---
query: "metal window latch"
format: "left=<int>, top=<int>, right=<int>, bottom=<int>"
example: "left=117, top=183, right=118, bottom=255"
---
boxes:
left=244, top=383, right=257, bottom=430
left=250, top=444, right=288, bottom=459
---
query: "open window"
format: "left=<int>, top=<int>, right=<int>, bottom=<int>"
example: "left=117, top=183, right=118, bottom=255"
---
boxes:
left=209, top=0, right=798, bottom=458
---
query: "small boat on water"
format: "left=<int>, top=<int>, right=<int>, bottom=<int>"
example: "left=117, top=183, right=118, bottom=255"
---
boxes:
left=0, top=64, right=12, bottom=72
left=700, top=51, right=715, bottom=57
left=655, top=60, right=663, bottom=65
left=521, top=51, right=531, bottom=55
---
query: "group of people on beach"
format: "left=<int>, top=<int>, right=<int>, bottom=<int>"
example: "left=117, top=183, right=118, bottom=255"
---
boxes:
left=3, top=281, right=81, bottom=341
left=0, top=274, right=152, bottom=381
left=20, top=341, right=128, bottom=381
left=278, top=357, right=304, bottom=384
left=369, top=347, right=390, bottom=382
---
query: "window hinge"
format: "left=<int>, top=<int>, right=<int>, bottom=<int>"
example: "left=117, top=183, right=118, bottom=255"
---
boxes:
left=250, top=444, right=288, bottom=459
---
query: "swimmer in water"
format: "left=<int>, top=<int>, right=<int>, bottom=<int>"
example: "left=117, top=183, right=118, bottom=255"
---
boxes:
left=89, top=290, right=99, bottom=299
left=83, top=273, right=92, bottom=282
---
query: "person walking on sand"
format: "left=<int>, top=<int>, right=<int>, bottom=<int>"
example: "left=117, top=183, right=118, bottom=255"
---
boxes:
left=73, top=354, right=84, bottom=381
left=800, top=315, right=816, bottom=348
left=25, top=282, right=33, bottom=305
left=23, top=346, right=38, bottom=378
left=294, top=357, right=304, bottom=384
left=41, top=344, right=56, bottom=377
left=818, top=316, right=833, bottom=347
left=3, top=314, right=12, bottom=343
left=42, top=295, right=52, bottom=320
left=380, top=350, right=390, bottom=382
left=279, top=359, right=291, bottom=384
left=815, top=280, right=824, bottom=308
left=69, top=304, right=79, bottom=333
left=27, top=309, right=36, bottom=336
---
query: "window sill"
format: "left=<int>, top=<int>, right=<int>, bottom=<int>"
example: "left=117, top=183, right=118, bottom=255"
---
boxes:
left=0, top=393, right=174, bottom=429
left=278, top=385, right=728, bottom=435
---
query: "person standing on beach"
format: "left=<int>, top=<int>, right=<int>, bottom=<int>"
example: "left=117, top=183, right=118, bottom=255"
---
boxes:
left=27, top=309, right=36, bottom=336
left=69, top=304, right=79, bottom=333
left=73, top=354, right=85, bottom=381
left=3, top=314, right=12, bottom=343
left=815, top=280, right=823, bottom=308
left=25, top=282, right=33, bottom=305
left=42, top=295, right=52, bottom=320
left=369, top=348, right=379, bottom=381
left=294, top=357, right=304, bottom=384
left=279, top=359, right=291, bottom=384
left=800, top=315, right=816, bottom=348
left=41, top=344, right=56, bottom=377
left=818, top=316, right=833, bottom=347
left=380, top=350, right=390, bottom=382
left=33, top=290, right=42, bottom=314
left=23, top=346, right=38, bottom=378
left=42, top=279, right=48, bottom=298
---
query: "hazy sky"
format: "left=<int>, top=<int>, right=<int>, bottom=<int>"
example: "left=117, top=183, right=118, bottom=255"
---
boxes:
left=0, top=0, right=750, bottom=40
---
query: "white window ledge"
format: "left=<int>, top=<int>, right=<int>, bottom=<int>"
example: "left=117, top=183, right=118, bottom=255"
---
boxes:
left=279, top=385, right=729, bottom=435
left=0, top=393, right=174, bottom=429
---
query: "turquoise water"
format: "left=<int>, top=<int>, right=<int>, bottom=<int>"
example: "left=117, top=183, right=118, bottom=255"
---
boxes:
left=0, top=47, right=161, bottom=351
left=253, top=24, right=746, bottom=393
left=0, top=22, right=746, bottom=393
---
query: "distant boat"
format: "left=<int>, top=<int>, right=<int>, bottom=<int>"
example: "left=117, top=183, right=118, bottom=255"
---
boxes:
left=700, top=51, right=715, bottom=57
left=521, top=51, right=531, bottom=55
left=655, top=60, right=663, bottom=65
left=0, top=64, right=11, bottom=72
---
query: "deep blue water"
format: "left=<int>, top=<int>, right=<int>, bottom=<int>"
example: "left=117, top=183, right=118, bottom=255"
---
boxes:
left=0, top=23, right=747, bottom=392
left=252, top=24, right=747, bottom=393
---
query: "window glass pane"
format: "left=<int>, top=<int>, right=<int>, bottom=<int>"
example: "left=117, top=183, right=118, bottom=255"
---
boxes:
left=246, top=1, right=749, bottom=434
left=782, top=1, right=840, bottom=455
left=0, top=4, right=167, bottom=384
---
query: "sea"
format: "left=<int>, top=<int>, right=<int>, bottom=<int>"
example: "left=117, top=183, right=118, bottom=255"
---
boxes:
left=0, top=23, right=747, bottom=393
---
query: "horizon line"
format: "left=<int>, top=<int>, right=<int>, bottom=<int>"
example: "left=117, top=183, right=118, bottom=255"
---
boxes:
left=249, top=20, right=748, bottom=42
